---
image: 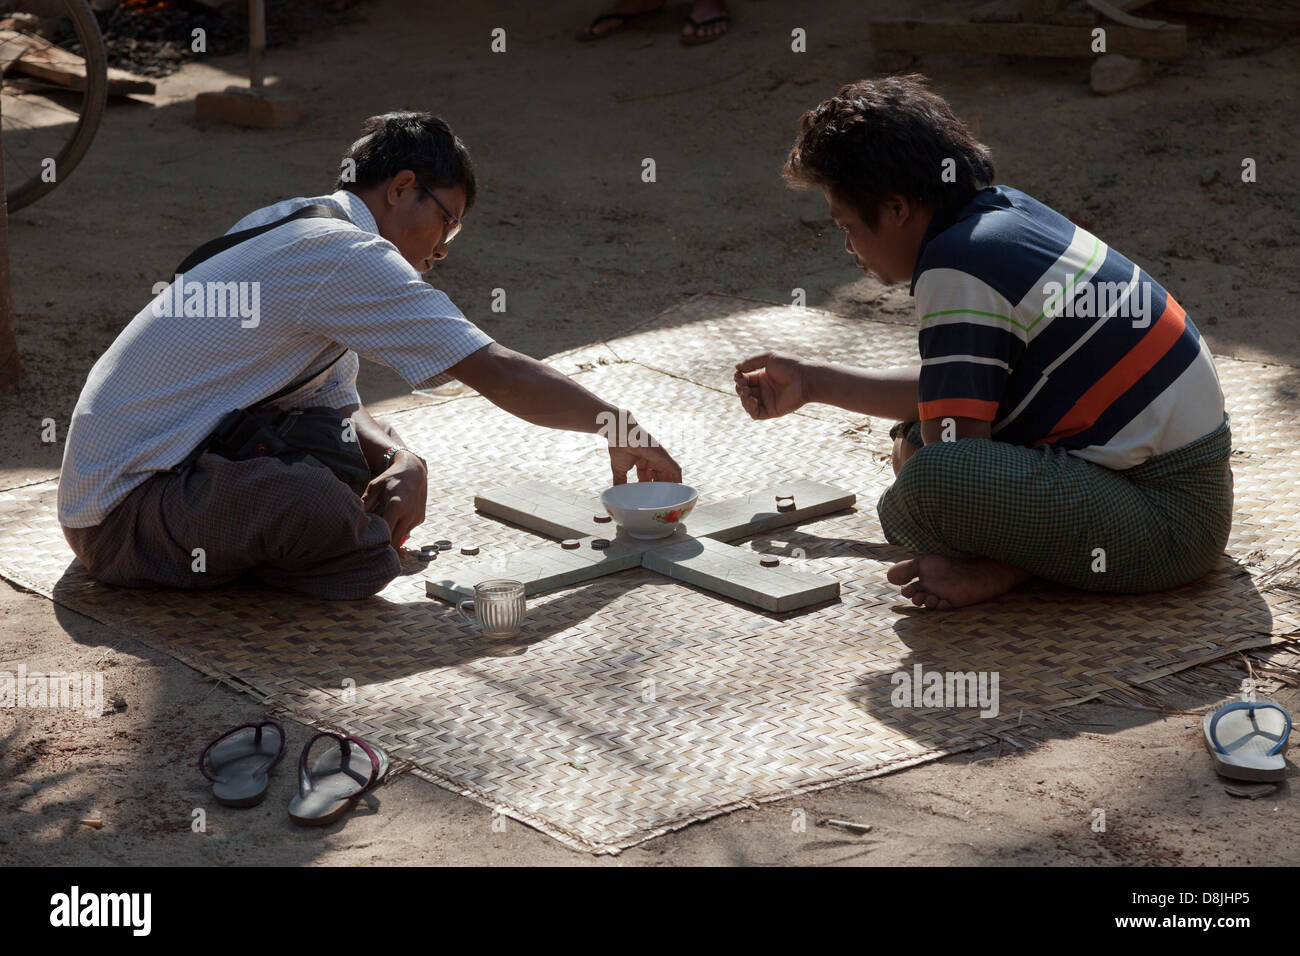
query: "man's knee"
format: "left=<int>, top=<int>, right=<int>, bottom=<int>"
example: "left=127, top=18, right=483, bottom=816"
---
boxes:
left=61, top=523, right=122, bottom=583
left=891, top=435, right=920, bottom=476
left=223, top=459, right=375, bottom=566
left=878, top=438, right=978, bottom=545
left=892, top=438, right=969, bottom=502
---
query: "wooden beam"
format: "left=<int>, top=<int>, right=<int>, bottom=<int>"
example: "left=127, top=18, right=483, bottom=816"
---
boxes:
left=869, top=17, right=1188, bottom=59
left=0, top=29, right=31, bottom=75
left=477, top=479, right=857, bottom=544
left=686, top=480, right=857, bottom=541
left=642, top=537, right=839, bottom=613
left=438, top=480, right=855, bottom=610
left=0, top=29, right=156, bottom=96
left=425, top=536, right=643, bottom=602
left=474, top=480, right=608, bottom=541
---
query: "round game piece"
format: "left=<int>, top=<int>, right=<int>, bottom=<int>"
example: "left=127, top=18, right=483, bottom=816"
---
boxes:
left=593, top=514, right=613, bottom=523
left=416, top=551, right=434, bottom=562
left=436, top=539, right=453, bottom=551
left=591, top=538, right=610, bottom=550
left=774, top=489, right=794, bottom=502
left=561, top=539, right=580, bottom=549
left=760, top=556, right=780, bottom=567
left=776, top=502, right=795, bottom=513
left=460, top=545, right=480, bottom=556
left=420, top=544, right=439, bottom=553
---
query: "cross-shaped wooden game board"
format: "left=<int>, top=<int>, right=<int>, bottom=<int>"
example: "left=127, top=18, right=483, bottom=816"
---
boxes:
left=425, top=479, right=857, bottom=612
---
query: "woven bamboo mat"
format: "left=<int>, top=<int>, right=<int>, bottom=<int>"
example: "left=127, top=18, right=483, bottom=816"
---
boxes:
left=2, top=293, right=1298, bottom=853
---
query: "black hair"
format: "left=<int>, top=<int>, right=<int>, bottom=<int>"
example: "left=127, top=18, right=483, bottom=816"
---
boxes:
left=784, top=75, right=994, bottom=228
left=335, top=111, right=477, bottom=211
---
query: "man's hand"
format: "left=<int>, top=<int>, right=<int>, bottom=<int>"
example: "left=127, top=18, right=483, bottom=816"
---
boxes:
left=734, top=352, right=810, bottom=420
left=608, top=440, right=682, bottom=486
left=361, top=451, right=428, bottom=548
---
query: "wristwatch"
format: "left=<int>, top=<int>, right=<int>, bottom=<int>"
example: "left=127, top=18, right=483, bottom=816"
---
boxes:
left=382, top=445, right=425, bottom=470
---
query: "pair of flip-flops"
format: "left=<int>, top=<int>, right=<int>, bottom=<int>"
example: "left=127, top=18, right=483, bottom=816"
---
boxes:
left=199, top=721, right=389, bottom=826
left=1202, top=700, right=1291, bottom=782
left=577, top=5, right=731, bottom=45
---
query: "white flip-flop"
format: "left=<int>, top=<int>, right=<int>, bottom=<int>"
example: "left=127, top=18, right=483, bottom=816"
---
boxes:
left=1202, top=700, right=1291, bottom=782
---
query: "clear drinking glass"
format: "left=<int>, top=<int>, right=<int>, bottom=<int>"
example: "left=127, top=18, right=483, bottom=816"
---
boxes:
left=457, top=579, right=527, bottom=639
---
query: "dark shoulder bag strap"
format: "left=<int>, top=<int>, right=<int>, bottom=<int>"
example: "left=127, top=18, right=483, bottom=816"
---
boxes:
left=174, top=202, right=350, bottom=275
left=169, top=203, right=356, bottom=472
left=176, top=201, right=356, bottom=405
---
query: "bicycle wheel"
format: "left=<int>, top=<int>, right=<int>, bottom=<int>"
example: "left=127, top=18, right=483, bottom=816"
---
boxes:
left=2, top=0, right=108, bottom=211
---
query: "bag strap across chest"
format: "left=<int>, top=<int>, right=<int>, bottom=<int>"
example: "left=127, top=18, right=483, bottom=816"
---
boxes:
left=174, top=202, right=355, bottom=408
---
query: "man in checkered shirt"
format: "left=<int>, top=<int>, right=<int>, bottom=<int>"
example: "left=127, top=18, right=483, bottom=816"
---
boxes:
left=58, top=112, right=681, bottom=600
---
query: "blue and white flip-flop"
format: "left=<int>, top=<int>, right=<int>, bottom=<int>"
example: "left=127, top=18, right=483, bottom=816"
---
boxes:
left=1202, top=700, right=1291, bottom=782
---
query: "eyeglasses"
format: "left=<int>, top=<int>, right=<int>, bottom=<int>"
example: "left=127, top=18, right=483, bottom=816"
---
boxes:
left=419, top=181, right=463, bottom=246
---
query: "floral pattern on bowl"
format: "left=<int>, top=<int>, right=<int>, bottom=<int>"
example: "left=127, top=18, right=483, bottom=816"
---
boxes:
left=653, top=501, right=695, bottom=525
left=600, top=482, right=699, bottom=540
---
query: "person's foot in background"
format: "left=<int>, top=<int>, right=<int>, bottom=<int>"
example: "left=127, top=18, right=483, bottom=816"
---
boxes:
left=577, top=0, right=666, bottom=41
left=682, top=0, right=731, bottom=44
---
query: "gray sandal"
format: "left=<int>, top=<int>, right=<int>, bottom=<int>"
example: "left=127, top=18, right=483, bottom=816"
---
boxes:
left=288, top=731, right=390, bottom=826
left=198, top=721, right=286, bottom=808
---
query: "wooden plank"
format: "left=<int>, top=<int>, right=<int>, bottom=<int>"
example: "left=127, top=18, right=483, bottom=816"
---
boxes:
left=474, top=481, right=607, bottom=541
left=1, top=29, right=156, bottom=95
left=868, top=17, right=1187, bottom=59
left=526, top=481, right=611, bottom=525
left=0, top=29, right=32, bottom=76
left=686, top=480, right=856, bottom=541
left=642, top=538, right=840, bottom=613
left=478, top=479, right=854, bottom=543
left=454, top=479, right=855, bottom=609
left=108, top=67, right=162, bottom=98
left=425, top=536, right=642, bottom=602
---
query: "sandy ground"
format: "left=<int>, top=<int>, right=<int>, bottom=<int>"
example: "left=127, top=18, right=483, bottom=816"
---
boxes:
left=2, top=0, right=1299, bottom=865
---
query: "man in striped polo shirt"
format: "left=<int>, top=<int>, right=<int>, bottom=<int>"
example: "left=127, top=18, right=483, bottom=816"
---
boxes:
left=734, top=76, right=1233, bottom=610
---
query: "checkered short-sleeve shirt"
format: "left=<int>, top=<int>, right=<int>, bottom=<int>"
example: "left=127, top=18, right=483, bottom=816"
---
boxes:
left=58, top=189, right=493, bottom=527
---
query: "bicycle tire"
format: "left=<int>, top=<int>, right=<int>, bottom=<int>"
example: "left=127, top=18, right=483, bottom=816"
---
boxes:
left=3, top=0, right=108, bottom=211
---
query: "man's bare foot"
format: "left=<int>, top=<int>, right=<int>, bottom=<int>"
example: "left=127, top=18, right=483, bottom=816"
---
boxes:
left=578, top=0, right=664, bottom=40
left=887, top=554, right=1032, bottom=610
left=682, top=0, right=730, bottom=42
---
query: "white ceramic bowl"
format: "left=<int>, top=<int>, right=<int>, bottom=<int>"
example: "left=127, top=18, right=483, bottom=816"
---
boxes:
left=600, top=482, right=699, bottom=540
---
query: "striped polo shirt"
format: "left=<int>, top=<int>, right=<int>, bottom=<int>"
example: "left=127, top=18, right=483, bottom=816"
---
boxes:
left=912, top=186, right=1223, bottom=470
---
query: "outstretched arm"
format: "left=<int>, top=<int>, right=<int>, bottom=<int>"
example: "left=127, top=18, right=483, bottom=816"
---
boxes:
left=734, top=352, right=923, bottom=423
left=447, top=342, right=682, bottom=485
left=735, top=353, right=992, bottom=449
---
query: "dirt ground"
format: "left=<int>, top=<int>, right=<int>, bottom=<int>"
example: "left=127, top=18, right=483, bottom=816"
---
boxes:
left=2, top=0, right=1299, bottom=865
